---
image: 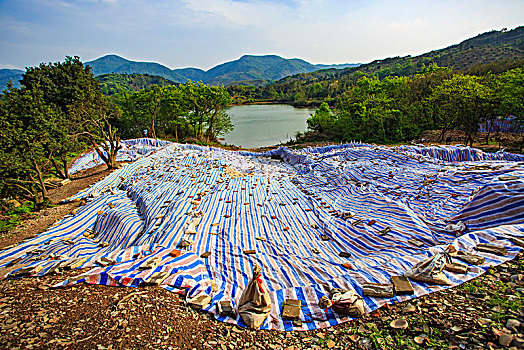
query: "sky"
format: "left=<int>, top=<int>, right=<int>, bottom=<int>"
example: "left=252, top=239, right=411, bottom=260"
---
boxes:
left=0, top=0, right=523, bottom=71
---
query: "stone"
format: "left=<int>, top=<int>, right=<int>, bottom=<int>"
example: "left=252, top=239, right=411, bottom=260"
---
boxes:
left=512, top=337, right=524, bottom=348
left=408, top=238, right=425, bottom=247
left=499, top=175, right=519, bottom=181
left=402, top=304, right=416, bottom=314
left=338, top=251, right=351, bottom=258
left=456, top=251, right=485, bottom=265
left=138, top=256, right=161, bottom=270
left=445, top=262, right=469, bottom=274
left=390, top=275, right=415, bottom=295
left=390, top=318, right=408, bottom=330
left=281, top=299, right=301, bottom=321
left=362, top=283, right=394, bottom=298
left=143, top=271, right=170, bottom=285
left=6, top=199, right=21, bottom=208
left=187, top=294, right=211, bottom=310
left=506, top=319, right=520, bottom=332
left=217, top=301, right=236, bottom=318
left=511, top=274, right=524, bottom=282
left=351, top=219, right=362, bottom=226
left=499, top=333, right=515, bottom=347
left=359, top=337, right=372, bottom=349
left=178, top=237, right=193, bottom=248
left=414, top=336, right=426, bottom=345
left=378, top=227, right=391, bottom=236
left=475, top=243, right=508, bottom=256
left=349, top=334, right=360, bottom=343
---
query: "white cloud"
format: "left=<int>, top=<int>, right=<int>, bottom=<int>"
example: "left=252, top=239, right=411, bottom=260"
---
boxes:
left=0, top=63, right=22, bottom=69
left=178, top=0, right=292, bottom=27
left=0, top=0, right=523, bottom=69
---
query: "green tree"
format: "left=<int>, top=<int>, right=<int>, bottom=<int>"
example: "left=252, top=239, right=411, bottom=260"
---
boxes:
left=428, top=74, right=494, bottom=146
left=496, top=67, right=524, bottom=150
left=307, top=102, right=336, bottom=133
left=178, top=81, right=232, bottom=141
left=19, top=56, right=120, bottom=173
left=0, top=86, right=59, bottom=207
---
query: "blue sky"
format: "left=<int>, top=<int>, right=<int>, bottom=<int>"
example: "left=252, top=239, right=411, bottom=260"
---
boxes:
left=0, top=0, right=523, bottom=70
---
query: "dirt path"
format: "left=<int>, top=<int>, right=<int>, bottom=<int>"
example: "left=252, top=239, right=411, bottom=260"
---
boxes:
left=0, top=165, right=113, bottom=250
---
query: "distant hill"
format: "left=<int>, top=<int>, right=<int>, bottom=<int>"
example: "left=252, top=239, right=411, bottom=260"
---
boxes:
left=86, top=55, right=188, bottom=83
left=273, top=26, right=524, bottom=88
left=0, top=69, right=24, bottom=91
left=85, top=54, right=359, bottom=86
left=96, top=73, right=178, bottom=95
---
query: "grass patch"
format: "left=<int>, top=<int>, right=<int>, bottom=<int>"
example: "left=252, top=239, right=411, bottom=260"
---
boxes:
left=0, top=201, right=35, bottom=234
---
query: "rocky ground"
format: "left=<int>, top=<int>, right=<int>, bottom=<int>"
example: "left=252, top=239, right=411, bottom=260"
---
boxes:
left=1, top=162, right=523, bottom=350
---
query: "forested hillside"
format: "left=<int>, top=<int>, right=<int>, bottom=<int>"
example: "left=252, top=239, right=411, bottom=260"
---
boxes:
left=237, top=26, right=524, bottom=107
left=0, top=69, right=24, bottom=90
left=85, top=54, right=357, bottom=87
left=96, top=73, right=177, bottom=95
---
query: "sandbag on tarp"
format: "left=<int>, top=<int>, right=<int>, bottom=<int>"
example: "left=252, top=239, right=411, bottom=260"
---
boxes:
left=404, top=246, right=453, bottom=285
left=318, top=288, right=365, bottom=318
left=238, top=265, right=271, bottom=329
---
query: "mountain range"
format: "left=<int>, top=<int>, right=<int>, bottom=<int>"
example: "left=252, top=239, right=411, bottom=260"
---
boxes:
left=2, top=26, right=523, bottom=92
left=0, top=55, right=358, bottom=91
left=276, top=26, right=524, bottom=86
left=85, top=54, right=358, bottom=85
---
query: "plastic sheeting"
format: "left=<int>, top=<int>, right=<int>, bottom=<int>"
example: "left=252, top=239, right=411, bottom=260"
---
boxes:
left=478, top=116, right=524, bottom=134
left=68, top=138, right=172, bottom=175
left=1, top=141, right=524, bottom=331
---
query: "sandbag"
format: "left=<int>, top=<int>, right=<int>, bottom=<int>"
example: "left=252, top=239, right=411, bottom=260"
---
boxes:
left=318, top=288, right=365, bottom=318
left=238, top=265, right=271, bottom=329
left=404, top=247, right=452, bottom=285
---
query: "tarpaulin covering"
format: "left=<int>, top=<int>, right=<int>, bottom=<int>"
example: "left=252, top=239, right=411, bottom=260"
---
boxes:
left=69, top=138, right=172, bottom=175
left=1, top=141, right=523, bottom=331
left=478, top=116, right=524, bottom=134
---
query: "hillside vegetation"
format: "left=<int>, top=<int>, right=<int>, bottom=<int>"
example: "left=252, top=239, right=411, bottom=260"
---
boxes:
left=0, top=57, right=232, bottom=209
left=0, top=69, right=24, bottom=90
left=237, top=26, right=524, bottom=107
left=96, top=73, right=177, bottom=95
left=85, top=54, right=358, bottom=86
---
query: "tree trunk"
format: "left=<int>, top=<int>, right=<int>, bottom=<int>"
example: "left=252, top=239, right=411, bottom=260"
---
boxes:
left=62, top=155, right=70, bottom=179
left=90, top=137, right=110, bottom=167
left=31, top=158, right=49, bottom=205
left=205, top=110, right=218, bottom=143
left=50, top=157, right=67, bottom=179
left=151, top=115, right=156, bottom=139
left=484, top=119, right=490, bottom=145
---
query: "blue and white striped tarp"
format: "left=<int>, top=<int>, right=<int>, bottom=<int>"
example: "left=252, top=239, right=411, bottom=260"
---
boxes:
left=69, top=138, right=172, bottom=175
left=1, top=141, right=523, bottom=331
left=478, top=116, right=524, bottom=134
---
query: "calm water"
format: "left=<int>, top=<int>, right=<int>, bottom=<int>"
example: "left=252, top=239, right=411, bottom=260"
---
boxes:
left=223, top=104, right=316, bottom=149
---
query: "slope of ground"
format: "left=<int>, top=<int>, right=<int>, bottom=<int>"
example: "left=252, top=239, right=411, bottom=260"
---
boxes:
left=0, top=143, right=523, bottom=349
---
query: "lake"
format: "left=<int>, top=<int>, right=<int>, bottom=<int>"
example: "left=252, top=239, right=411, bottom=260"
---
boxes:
left=223, top=104, right=316, bottom=149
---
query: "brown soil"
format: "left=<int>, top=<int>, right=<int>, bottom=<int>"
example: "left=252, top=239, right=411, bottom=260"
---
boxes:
left=0, top=165, right=113, bottom=250
left=417, top=130, right=523, bottom=154
left=0, top=154, right=523, bottom=350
